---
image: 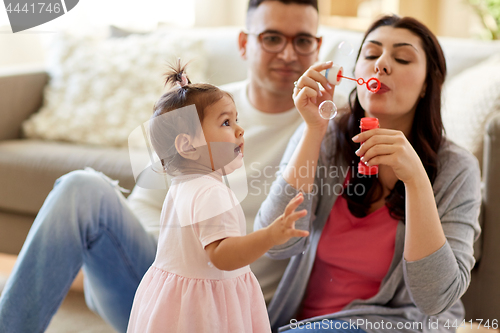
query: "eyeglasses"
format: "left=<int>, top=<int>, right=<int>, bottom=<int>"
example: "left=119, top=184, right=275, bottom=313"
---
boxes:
left=246, top=31, right=321, bottom=56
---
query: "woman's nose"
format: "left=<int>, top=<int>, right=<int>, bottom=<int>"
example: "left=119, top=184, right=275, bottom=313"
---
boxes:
left=374, top=56, right=391, bottom=75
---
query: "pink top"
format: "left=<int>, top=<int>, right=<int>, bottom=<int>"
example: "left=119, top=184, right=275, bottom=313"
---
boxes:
left=298, top=193, right=399, bottom=320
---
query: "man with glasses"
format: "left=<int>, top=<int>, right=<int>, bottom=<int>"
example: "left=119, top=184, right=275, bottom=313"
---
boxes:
left=0, top=0, right=344, bottom=332
left=237, top=0, right=322, bottom=114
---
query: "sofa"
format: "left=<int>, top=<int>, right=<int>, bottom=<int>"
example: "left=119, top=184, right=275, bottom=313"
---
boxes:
left=1, top=25, right=499, bottom=323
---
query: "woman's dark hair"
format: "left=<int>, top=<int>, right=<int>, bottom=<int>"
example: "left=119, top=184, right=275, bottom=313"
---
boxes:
left=335, top=15, right=447, bottom=221
left=149, top=60, right=232, bottom=175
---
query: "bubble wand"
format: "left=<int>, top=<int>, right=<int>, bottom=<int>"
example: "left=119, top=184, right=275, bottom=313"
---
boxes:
left=318, top=65, right=381, bottom=119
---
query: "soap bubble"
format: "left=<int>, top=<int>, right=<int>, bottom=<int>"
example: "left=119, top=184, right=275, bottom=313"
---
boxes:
left=338, top=41, right=354, bottom=56
left=318, top=100, right=338, bottom=120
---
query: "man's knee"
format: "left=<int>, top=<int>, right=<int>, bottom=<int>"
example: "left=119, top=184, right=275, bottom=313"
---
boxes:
left=54, top=169, right=114, bottom=195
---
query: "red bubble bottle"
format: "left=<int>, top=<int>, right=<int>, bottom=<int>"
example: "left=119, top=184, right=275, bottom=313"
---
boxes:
left=358, top=117, right=379, bottom=175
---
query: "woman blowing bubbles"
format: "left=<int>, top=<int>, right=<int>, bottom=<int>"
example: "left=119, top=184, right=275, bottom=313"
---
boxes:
left=255, top=15, right=481, bottom=333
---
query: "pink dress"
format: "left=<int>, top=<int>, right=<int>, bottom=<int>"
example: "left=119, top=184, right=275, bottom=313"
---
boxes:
left=127, top=173, right=270, bottom=333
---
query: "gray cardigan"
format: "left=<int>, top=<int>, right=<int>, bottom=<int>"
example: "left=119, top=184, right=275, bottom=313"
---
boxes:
left=254, top=121, right=482, bottom=333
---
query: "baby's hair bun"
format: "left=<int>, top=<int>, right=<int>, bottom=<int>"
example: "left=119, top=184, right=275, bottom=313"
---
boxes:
left=164, top=58, right=192, bottom=88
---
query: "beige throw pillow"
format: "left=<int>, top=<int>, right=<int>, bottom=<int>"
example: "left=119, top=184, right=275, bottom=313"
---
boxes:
left=23, top=31, right=207, bottom=147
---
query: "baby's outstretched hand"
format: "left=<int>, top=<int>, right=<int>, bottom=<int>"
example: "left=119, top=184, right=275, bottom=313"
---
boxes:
left=268, top=192, right=309, bottom=246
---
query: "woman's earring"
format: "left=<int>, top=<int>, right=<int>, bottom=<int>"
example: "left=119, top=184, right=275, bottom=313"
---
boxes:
left=420, top=83, right=427, bottom=98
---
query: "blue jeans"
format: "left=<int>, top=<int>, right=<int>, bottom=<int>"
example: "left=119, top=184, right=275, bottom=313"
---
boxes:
left=281, top=319, right=367, bottom=333
left=0, top=169, right=157, bottom=333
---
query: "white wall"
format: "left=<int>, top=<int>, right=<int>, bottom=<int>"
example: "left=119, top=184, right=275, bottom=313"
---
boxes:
left=0, top=26, right=47, bottom=69
left=438, top=0, right=484, bottom=38
left=194, top=0, right=246, bottom=27
left=0, top=0, right=198, bottom=70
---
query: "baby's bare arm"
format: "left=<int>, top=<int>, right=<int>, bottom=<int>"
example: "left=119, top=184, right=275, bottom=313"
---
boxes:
left=205, top=193, right=308, bottom=271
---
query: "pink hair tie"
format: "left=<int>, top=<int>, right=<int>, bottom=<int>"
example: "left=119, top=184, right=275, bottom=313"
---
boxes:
left=177, top=73, right=189, bottom=88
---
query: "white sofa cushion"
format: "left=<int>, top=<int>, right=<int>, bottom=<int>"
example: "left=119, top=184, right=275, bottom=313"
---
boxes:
left=442, top=53, right=500, bottom=166
left=107, top=26, right=249, bottom=87
left=22, top=31, right=207, bottom=147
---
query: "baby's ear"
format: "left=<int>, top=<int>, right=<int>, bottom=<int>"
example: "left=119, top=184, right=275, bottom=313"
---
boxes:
left=175, top=134, right=200, bottom=160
